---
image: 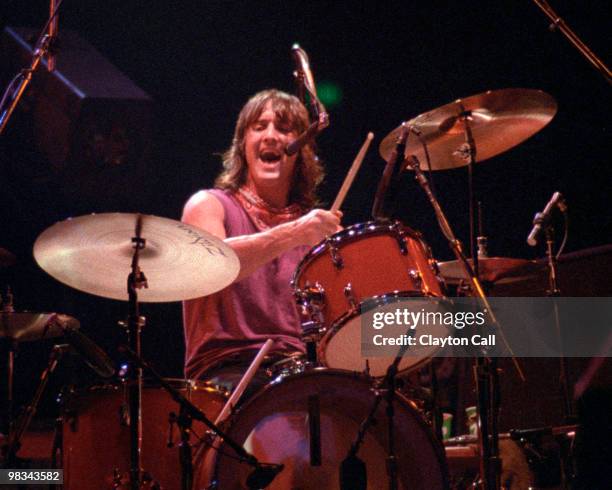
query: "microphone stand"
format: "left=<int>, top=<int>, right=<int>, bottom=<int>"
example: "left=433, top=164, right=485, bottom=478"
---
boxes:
left=404, top=155, right=527, bottom=490
left=527, top=196, right=573, bottom=421
left=543, top=216, right=574, bottom=422
left=177, top=405, right=193, bottom=490
left=342, top=341, right=412, bottom=490
left=0, top=0, right=64, bottom=136
left=286, top=45, right=329, bottom=156
left=119, top=346, right=284, bottom=490
left=531, top=0, right=612, bottom=85
left=371, top=123, right=408, bottom=220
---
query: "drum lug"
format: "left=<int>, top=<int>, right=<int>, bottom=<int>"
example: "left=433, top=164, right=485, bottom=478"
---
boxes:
left=295, top=281, right=326, bottom=306
left=409, top=269, right=423, bottom=289
left=119, top=401, right=130, bottom=427
left=343, top=283, right=358, bottom=311
left=328, top=239, right=344, bottom=269
left=430, top=258, right=441, bottom=275
left=296, top=281, right=326, bottom=336
left=391, top=221, right=408, bottom=255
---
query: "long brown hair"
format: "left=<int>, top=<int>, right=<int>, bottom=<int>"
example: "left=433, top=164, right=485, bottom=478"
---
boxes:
left=215, top=89, right=324, bottom=208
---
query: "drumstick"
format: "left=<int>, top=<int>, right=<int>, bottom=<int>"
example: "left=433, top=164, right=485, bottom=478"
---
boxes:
left=330, top=132, right=374, bottom=212
left=213, top=338, right=274, bottom=426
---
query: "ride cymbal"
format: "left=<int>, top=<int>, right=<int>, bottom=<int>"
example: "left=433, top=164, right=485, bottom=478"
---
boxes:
left=380, top=88, right=557, bottom=170
left=33, top=213, right=240, bottom=302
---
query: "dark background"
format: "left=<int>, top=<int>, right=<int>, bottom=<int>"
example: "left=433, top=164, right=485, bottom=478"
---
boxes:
left=0, top=1, right=610, bottom=426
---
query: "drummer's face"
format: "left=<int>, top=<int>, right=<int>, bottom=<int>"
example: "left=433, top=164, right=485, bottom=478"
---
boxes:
left=244, top=102, right=298, bottom=195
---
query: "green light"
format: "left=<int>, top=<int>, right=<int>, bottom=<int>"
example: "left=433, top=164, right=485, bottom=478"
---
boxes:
left=317, top=81, right=343, bottom=107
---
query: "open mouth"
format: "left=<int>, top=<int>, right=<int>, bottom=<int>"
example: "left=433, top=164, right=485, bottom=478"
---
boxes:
left=259, top=149, right=282, bottom=163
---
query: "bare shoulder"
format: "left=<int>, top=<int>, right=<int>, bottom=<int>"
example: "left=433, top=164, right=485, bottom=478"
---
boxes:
left=183, top=190, right=223, bottom=216
left=182, top=190, right=226, bottom=238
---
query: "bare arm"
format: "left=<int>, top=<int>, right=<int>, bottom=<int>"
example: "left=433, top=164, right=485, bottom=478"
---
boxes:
left=182, top=190, right=342, bottom=281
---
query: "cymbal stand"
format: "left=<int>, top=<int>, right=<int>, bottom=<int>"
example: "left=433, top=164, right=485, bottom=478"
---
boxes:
left=404, top=154, right=526, bottom=490
left=122, top=349, right=195, bottom=490
left=120, top=346, right=285, bottom=490
left=1, top=289, right=16, bottom=452
left=456, top=104, right=479, bottom=278
left=3, top=344, right=70, bottom=467
left=457, top=109, right=499, bottom=490
left=126, top=214, right=149, bottom=490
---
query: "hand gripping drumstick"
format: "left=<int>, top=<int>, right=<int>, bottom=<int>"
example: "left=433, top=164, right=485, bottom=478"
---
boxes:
left=330, top=132, right=374, bottom=212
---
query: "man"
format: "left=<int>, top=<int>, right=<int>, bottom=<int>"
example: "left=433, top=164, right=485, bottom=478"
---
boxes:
left=182, top=89, right=342, bottom=388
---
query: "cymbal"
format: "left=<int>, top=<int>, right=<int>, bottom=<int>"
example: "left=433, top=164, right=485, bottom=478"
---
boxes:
left=1, top=312, right=79, bottom=342
left=437, top=257, right=540, bottom=285
left=33, top=213, right=240, bottom=302
left=380, top=88, right=557, bottom=170
left=0, top=247, right=16, bottom=267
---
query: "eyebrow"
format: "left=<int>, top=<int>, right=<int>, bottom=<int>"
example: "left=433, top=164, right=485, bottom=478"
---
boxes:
left=252, top=113, right=293, bottom=128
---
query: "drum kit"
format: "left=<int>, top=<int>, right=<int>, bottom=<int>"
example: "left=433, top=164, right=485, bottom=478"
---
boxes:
left=0, top=87, right=580, bottom=490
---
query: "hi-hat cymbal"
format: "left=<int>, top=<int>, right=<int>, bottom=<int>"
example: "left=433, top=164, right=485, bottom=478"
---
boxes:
left=380, top=88, right=557, bottom=170
left=0, top=312, right=79, bottom=342
left=0, top=247, right=16, bottom=267
left=33, top=213, right=240, bottom=302
left=437, top=257, right=540, bottom=285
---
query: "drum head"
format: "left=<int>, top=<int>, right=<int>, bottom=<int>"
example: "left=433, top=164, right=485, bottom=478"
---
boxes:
left=321, top=294, right=452, bottom=377
left=207, top=369, right=448, bottom=489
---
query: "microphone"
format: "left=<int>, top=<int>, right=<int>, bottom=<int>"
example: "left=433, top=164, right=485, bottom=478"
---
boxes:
left=371, top=122, right=409, bottom=219
left=246, top=463, right=284, bottom=489
left=285, top=120, right=320, bottom=156
left=62, top=323, right=115, bottom=378
left=526, top=191, right=566, bottom=246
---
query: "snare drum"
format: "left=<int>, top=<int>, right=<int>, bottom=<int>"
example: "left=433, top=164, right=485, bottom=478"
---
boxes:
left=62, top=379, right=226, bottom=490
left=198, top=368, right=449, bottom=489
left=293, top=221, right=445, bottom=375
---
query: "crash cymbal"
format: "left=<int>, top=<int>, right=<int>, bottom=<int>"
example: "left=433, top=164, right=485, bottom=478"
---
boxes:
left=437, top=257, right=540, bottom=284
left=380, top=88, right=557, bottom=170
left=0, top=312, right=79, bottom=342
left=33, top=213, right=240, bottom=302
left=0, top=247, right=16, bottom=267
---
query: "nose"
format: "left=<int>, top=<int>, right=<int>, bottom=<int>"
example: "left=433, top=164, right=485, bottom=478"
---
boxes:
left=262, top=123, right=280, bottom=141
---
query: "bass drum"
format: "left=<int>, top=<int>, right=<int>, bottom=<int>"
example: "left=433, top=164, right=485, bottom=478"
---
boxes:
left=63, top=379, right=226, bottom=490
left=199, top=369, right=449, bottom=489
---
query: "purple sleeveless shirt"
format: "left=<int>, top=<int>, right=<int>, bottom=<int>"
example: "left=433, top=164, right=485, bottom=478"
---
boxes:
left=182, top=189, right=309, bottom=379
